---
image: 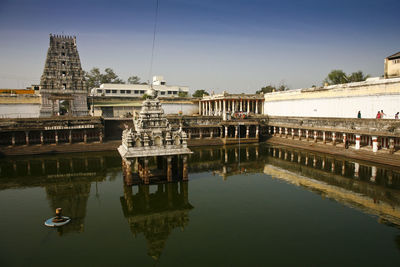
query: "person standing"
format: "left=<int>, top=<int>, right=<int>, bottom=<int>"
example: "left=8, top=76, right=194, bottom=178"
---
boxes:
left=376, top=111, right=381, bottom=119
left=395, top=112, right=399, bottom=119
left=381, top=110, right=386, bottom=118
left=357, top=111, right=361, bottom=119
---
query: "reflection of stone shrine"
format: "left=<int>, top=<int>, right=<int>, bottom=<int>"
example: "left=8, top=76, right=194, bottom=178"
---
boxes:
left=118, top=90, right=192, bottom=184
left=120, top=182, right=193, bottom=260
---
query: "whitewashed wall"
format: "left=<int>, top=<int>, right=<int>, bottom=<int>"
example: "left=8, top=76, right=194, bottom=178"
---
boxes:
left=264, top=94, right=400, bottom=119
left=162, top=103, right=199, bottom=116
left=0, top=104, right=40, bottom=118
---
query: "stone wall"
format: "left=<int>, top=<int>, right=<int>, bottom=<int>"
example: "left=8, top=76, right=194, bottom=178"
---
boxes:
left=266, top=116, right=400, bottom=137
left=264, top=77, right=400, bottom=119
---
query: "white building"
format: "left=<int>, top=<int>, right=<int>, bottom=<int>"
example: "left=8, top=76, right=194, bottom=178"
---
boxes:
left=90, top=76, right=189, bottom=97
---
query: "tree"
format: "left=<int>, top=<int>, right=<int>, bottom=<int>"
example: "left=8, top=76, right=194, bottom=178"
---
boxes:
left=323, top=70, right=369, bottom=85
left=85, top=67, right=125, bottom=90
left=127, top=76, right=141, bottom=84
left=178, top=91, right=188, bottom=97
left=256, top=85, right=275, bottom=94
left=347, top=71, right=369, bottom=83
left=323, top=70, right=348, bottom=85
left=256, top=82, right=288, bottom=94
left=192, top=90, right=209, bottom=97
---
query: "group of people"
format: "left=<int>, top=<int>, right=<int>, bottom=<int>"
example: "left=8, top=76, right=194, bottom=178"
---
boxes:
left=357, top=110, right=399, bottom=119
left=376, top=110, right=399, bottom=119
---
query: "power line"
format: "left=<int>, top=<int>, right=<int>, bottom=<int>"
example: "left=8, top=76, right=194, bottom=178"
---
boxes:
left=148, top=0, right=159, bottom=85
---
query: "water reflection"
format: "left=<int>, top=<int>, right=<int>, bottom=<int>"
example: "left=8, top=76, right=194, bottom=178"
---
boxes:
left=120, top=181, right=193, bottom=260
left=0, top=152, right=121, bottom=235
left=1, top=144, right=400, bottom=259
left=188, top=144, right=400, bottom=227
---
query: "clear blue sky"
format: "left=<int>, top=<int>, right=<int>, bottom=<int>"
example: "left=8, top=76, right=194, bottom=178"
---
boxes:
left=0, top=0, right=399, bottom=93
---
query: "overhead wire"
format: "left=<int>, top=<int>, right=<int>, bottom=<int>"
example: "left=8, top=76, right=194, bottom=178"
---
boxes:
left=148, top=0, right=159, bottom=86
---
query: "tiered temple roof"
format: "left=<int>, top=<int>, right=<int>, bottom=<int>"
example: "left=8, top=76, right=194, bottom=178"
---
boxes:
left=118, top=90, right=192, bottom=159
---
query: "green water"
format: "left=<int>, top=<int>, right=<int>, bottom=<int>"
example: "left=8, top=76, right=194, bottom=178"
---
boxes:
left=1, top=144, right=400, bottom=266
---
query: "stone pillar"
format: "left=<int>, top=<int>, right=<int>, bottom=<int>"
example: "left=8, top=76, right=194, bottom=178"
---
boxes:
left=99, top=129, right=103, bottom=143
left=355, top=134, right=361, bottom=150
left=331, top=161, right=335, bottom=172
left=225, top=149, right=228, bottom=163
left=40, top=131, right=44, bottom=145
left=198, top=101, right=201, bottom=115
left=182, top=155, right=188, bottom=181
left=166, top=156, right=172, bottom=182
left=256, top=125, right=259, bottom=138
left=202, top=102, right=205, bottom=116
left=11, top=133, right=15, bottom=146
left=220, top=127, right=223, bottom=138
left=371, top=166, right=377, bottom=182
left=246, top=126, right=249, bottom=138
left=354, top=162, right=359, bottom=178
left=83, top=130, right=87, bottom=143
left=372, top=136, right=378, bottom=152
left=210, top=129, right=214, bottom=138
left=323, top=131, right=326, bottom=144
left=298, top=129, right=302, bottom=140
left=255, top=101, right=258, bottom=114
left=343, top=133, right=347, bottom=147
left=240, top=100, right=243, bottom=112
left=314, top=131, right=317, bottom=143
left=25, top=131, right=29, bottom=145
left=261, top=101, right=264, bottom=115
left=223, top=100, right=226, bottom=120
left=305, top=130, right=309, bottom=141
left=332, top=132, right=336, bottom=146
left=291, top=128, right=295, bottom=139
left=55, top=131, right=58, bottom=145
left=234, top=126, right=238, bottom=138
left=247, top=100, right=250, bottom=113
left=285, top=128, right=288, bottom=138
left=225, top=126, right=228, bottom=138
left=143, top=158, right=149, bottom=184
left=233, top=101, right=236, bottom=113
left=274, top=127, right=277, bottom=136
left=279, top=127, right=282, bottom=137
left=389, top=138, right=395, bottom=154
left=68, top=130, right=72, bottom=144
left=199, top=129, right=203, bottom=139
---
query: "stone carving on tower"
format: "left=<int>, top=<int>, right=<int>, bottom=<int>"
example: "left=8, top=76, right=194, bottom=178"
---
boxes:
left=39, top=34, right=88, bottom=117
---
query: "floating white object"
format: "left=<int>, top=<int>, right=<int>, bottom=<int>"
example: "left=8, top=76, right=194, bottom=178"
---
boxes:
left=44, top=216, right=71, bottom=227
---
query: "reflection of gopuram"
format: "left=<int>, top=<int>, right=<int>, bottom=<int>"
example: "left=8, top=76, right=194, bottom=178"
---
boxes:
left=120, top=181, right=193, bottom=260
left=45, top=179, right=91, bottom=234
left=118, top=88, right=192, bottom=184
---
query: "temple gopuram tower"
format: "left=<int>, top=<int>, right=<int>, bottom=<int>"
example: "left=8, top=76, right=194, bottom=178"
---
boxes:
left=39, top=34, right=88, bottom=117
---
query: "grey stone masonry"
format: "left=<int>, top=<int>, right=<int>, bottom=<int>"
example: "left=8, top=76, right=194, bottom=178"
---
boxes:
left=39, top=34, right=88, bottom=117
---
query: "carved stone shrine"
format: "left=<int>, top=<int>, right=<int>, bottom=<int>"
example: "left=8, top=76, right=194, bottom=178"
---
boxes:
left=118, top=89, right=192, bottom=184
